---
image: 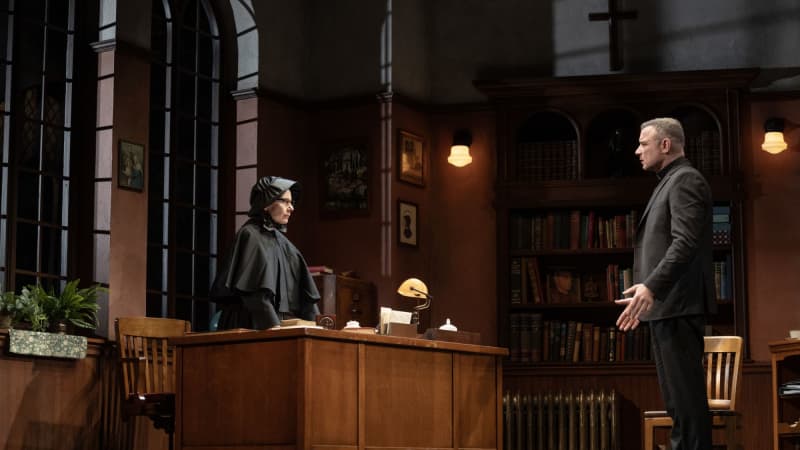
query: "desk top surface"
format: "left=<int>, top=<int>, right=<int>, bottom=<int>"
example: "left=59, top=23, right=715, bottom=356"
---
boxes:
left=170, top=327, right=508, bottom=356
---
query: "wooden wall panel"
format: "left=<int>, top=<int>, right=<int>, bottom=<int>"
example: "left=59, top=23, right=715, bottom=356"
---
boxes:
left=308, top=339, right=358, bottom=445
left=0, top=334, right=105, bottom=450
left=180, top=340, right=299, bottom=446
left=363, top=346, right=453, bottom=448
left=455, top=353, right=499, bottom=449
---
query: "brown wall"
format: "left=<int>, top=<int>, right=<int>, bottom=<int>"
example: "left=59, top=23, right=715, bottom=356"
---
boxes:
left=109, top=82, right=800, bottom=359
left=277, top=99, right=498, bottom=343
left=429, top=111, right=498, bottom=345
left=744, top=97, right=800, bottom=362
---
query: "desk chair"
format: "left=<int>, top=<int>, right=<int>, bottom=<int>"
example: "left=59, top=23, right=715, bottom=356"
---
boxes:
left=643, top=335, right=743, bottom=450
left=115, top=317, right=191, bottom=450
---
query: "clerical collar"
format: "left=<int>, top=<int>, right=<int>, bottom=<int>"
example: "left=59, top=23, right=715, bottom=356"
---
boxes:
left=656, top=157, right=690, bottom=180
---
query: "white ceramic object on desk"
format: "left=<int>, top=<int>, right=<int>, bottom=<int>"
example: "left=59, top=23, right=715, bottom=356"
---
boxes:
left=790, top=329, right=800, bottom=339
left=439, top=318, right=457, bottom=332
left=345, top=320, right=361, bottom=329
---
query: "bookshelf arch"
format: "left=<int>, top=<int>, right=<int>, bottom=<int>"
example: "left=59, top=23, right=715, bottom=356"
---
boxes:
left=585, top=108, right=643, bottom=179
left=668, top=104, right=724, bottom=176
left=514, top=110, right=579, bottom=182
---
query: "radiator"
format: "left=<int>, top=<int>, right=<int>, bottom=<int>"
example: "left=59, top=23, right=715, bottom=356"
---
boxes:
left=503, top=390, right=619, bottom=450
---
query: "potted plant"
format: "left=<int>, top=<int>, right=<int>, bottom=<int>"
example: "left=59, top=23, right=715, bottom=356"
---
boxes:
left=0, top=289, right=15, bottom=328
left=14, top=285, right=51, bottom=331
left=41, top=279, right=104, bottom=334
left=7, top=280, right=103, bottom=359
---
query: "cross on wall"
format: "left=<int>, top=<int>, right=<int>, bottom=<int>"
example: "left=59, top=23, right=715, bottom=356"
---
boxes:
left=588, top=0, right=638, bottom=71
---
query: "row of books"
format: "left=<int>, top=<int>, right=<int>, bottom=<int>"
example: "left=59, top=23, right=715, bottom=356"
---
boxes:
left=712, top=205, right=731, bottom=246
left=516, top=140, right=578, bottom=182
left=510, top=257, right=633, bottom=305
left=684, top=131, right=722, bottom=176
left=509, top=209, right=639, bottom=251
left=714, top=256, right=733, bottom=302
left=508, top=313, right=652, bottom=363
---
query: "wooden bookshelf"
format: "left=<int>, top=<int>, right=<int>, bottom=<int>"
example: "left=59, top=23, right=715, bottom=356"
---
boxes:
left=476, top=69, right=755, bottom=366
left=770, top=339, right=800, bottom=450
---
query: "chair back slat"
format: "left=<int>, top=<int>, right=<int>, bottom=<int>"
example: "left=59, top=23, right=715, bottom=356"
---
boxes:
left=115, top=317, right=190, bottom=397
left=702, top=336, right=743, bottom=411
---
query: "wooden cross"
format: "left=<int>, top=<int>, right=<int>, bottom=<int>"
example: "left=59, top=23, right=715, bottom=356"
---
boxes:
left=588, top=0, right=638, bottom=71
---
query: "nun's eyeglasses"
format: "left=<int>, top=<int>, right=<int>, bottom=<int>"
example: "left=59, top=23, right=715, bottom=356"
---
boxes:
left=274, top=198, right=295, bottom=207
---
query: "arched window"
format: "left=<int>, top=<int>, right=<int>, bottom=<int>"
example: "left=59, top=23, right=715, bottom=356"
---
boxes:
left=147, top=0, right=220, bottom=330
left=0, top=0, right=76, bottom=291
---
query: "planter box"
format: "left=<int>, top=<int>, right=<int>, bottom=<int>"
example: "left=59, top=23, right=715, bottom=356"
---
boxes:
left=7, top=328, right=88, bottom=359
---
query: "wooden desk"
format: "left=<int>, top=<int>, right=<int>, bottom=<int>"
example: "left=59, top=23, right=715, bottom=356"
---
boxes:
left=171, top=328, right=507, bottom=450
left=769, top=338, right=800, bottom=450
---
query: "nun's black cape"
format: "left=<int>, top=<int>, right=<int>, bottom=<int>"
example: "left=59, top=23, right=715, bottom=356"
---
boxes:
left=211, top=176, right=320, bottom=330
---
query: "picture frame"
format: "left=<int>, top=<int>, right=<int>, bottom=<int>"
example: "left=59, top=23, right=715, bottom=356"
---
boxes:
left=397, top=200, right=418, bottom=247
left=397, top=129, right=425, bottom=186
left=118, top=140, right=145, bottom=192
left=321, top=140, right=369, bottom=218
left=581, top=270, right=609, bottom=302
left=545, top=268, right=581, bottom=304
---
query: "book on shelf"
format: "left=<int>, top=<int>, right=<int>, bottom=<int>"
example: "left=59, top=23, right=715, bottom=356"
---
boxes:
left=511, top=208, right=638, bottom=251
left=525, top=257, right=544, bottom=304
left=519, top=313, right=531, bottom=362
left=510, top=258, right=523, bottom=304
left=713, top=255, right=733, bottom=302
left=507, top=314, right=652, bottom=363
left=509, top=314, right=521, bottom=361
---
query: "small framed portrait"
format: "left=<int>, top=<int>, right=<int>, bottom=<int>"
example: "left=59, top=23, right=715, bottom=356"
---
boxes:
left=546, top=268, right=581, bottom=304
left=118, top=140, right=145, bottom=192
left=581, top=270, right=609, bottom=302
left=321, top=140, right=369, bottom=218
left=397, top=200, right=418, bottom=247
left=397, top=129, right=424, bottom=186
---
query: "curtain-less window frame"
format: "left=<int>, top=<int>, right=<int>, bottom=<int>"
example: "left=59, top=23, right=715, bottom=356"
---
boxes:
left=0, top=0, right=76, bottom=292
left=147, top=0, right=219, bottom=330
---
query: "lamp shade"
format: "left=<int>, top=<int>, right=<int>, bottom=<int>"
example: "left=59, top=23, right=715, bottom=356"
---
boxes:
left=448, top=129, right=473, bottom=167
left=448, top=145, right=472, bottom=167
left=397, top=278, right=432, bottom=327
left=397, top=278, right=429, bottom=299
left=762, top=131, right=788, bottom=154
left=762, top=117, right=788, bottom=154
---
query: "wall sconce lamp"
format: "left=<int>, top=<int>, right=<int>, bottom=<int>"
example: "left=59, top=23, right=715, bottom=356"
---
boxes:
left=448, top=129, right=473, bottom=167
left=397, top=277, right=433, bottom=327
left=762, top=117, right=799, bottom=154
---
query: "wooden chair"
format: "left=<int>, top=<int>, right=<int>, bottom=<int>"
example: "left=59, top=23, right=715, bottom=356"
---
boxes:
left=115, top=317, right=191, bottom=450
left=643, top=335, right=744, bottom=450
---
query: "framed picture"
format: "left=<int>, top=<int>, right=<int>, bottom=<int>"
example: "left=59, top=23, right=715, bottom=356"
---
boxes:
left=321, top=140, right=369, bottom=217
left=397, top=200, right=418, bottom=247
left=118, top=140, right=145, bottom=192
left=545, top=268, right=581, bottom=304
left=397, top=129, right=424, bottom=186
left=581, top=270, right=609, bottom=302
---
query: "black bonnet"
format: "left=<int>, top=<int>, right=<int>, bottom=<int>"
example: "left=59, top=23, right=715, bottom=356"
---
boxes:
left=247, top=176, right=301, bottom=218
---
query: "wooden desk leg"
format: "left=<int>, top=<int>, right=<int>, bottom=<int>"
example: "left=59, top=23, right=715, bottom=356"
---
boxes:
left=643, top=418, right=654, bottom=450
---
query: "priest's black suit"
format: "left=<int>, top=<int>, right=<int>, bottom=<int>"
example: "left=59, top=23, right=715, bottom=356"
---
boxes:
left=636, top=157, right=716, bottom=450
